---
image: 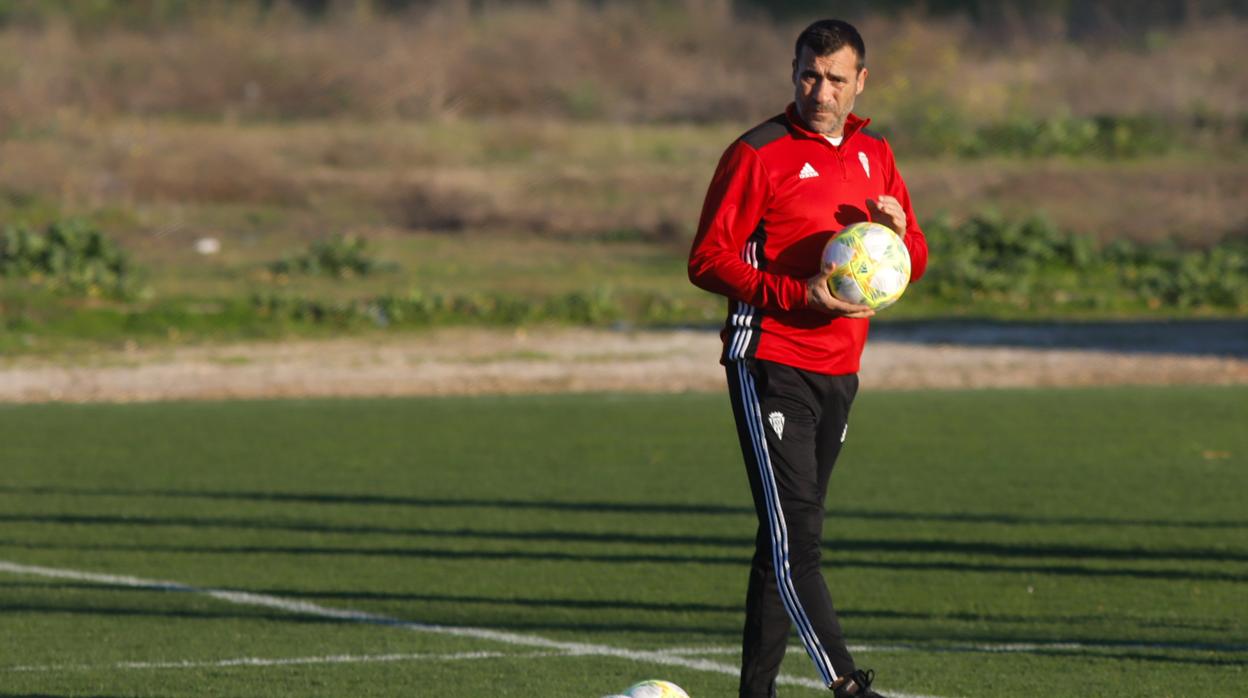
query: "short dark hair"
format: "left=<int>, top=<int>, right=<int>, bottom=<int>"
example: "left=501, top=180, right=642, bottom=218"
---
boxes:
left=794, top=19, right=866, bottom=71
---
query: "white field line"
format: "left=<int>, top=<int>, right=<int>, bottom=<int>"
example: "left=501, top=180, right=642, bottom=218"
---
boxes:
left=5, top=650, right=552, bottom=673
left=10, top=637, right=1247, bottom=678
left=0, top=560, right=946, bottom=698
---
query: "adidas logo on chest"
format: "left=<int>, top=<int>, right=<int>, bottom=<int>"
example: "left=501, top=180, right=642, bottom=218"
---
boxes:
left=796, top=154, right=871, bottom=182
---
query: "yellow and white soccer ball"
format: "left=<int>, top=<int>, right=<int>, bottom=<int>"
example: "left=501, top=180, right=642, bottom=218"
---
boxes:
left=602, top=679, right=691, bottom=698
left=822, top=221, right=912, bottom=310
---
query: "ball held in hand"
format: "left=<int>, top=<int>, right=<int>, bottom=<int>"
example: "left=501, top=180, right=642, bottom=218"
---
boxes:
left=822, top=221, right=911, bottom=311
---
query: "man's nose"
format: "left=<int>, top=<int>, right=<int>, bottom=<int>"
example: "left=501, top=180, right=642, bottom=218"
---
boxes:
left=813, top=78, right=836, bottom=102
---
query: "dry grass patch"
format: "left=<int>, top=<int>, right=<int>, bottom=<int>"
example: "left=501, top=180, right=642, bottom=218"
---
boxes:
left=1, top=5, right=1243, bottom=126
left=3, top=116, right=1243, bottom=247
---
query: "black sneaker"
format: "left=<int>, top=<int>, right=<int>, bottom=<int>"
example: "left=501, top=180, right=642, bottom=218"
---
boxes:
left=832, top=669, right=886, bottom=698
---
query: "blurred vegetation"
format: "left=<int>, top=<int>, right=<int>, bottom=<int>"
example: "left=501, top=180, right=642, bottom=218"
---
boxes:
left=0, top=219, right=139, bottom=299
left=2, top=213, right=1244, bottom=355
left=1, top=1, right=1244, bottom=134
left=0, top=1, right=1245, bottom=354
left=266, top=233, right=399, bottom=279
left=920, top=215, right=1248, bottom=312
left=3, top=0, right=1246, bottom=29
left=883, top=112, right=1245, bottom=158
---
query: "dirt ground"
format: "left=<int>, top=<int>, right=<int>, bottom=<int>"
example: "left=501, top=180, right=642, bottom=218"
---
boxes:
left=2, top=326, right=1246, bottom=404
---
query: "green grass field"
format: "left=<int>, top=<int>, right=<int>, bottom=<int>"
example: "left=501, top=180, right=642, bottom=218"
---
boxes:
left=1, top=387, right=1245, bottom=697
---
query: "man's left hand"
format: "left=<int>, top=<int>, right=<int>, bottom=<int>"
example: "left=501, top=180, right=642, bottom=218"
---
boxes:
left=867, top=196, right=906, bottom=236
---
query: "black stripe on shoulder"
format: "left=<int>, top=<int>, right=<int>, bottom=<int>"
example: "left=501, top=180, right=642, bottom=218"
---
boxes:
left=859, top=127, right=885, bottom=142
left=739, top=115, right=790, bottom=150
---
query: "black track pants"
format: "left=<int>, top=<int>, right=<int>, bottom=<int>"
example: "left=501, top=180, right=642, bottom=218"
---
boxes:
left=726, top=359, right=859, bottom=697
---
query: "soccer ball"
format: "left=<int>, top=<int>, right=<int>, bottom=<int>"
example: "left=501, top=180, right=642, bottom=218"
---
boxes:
left=608, top=679, right=690, bottom=698
left=821, top=221, right=911, bottom=310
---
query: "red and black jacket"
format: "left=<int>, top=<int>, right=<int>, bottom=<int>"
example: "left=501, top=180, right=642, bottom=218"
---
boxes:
left=688, top=104, right=929, bottom=375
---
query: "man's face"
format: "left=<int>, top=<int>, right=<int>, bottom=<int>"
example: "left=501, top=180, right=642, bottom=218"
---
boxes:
left=792, top=44, right=867, bottom=136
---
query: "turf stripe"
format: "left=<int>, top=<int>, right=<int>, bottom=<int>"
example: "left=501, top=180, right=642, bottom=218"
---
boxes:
left=658, top=640, right=1248, bottom=656
left=2, top=560, right=952, bottom=696
left=10, top=640, right=1244, bottom=677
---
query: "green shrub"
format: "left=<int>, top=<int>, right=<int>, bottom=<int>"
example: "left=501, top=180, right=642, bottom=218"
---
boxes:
left=921, top=214, right=1248, bottom=312
left=248, top=287, right=630, bottom=329
left=266, top=234, right=398, bottom=279
left=965, top=114, right=1171, bottom=158
left=0, top=219, right=137, bottom=298
left=1130, top=243, right=1248, bottom=309
left=881, top=108, right=1218, bottom=159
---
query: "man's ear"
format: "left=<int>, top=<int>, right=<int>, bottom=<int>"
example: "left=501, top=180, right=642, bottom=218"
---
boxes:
left=855, top=67, right=868, bottom=95
left=791, top=58, right=798, bottom=85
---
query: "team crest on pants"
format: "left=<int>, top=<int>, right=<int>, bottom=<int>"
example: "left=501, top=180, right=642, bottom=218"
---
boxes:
left=768, top=411, right=785, bottom=440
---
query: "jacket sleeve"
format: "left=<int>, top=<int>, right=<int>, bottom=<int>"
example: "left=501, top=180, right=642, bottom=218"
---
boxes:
left=881, top=138, right=929, bottom=283
left=687, top=141, right=809, bottom=311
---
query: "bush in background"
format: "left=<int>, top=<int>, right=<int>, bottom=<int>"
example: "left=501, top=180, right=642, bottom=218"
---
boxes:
left=0, top=219, right=138, bottom=298
left=921, top=214, right=1248, bottom=312
left=249, top=287, right=628, bottom=328
left=266, top=233, right=398, bottom=279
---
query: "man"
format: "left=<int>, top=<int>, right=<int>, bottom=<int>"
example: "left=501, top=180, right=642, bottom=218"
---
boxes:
left=687, top=19, right=928, bottom=698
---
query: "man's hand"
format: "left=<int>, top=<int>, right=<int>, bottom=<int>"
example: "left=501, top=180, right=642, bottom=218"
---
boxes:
left=867, top=195, right=906, bottom=235
left=805, top=260, right=874, bottom=318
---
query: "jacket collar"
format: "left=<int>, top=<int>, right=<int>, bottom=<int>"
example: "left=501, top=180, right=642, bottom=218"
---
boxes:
left=785, top=103, right=870, bottom=144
